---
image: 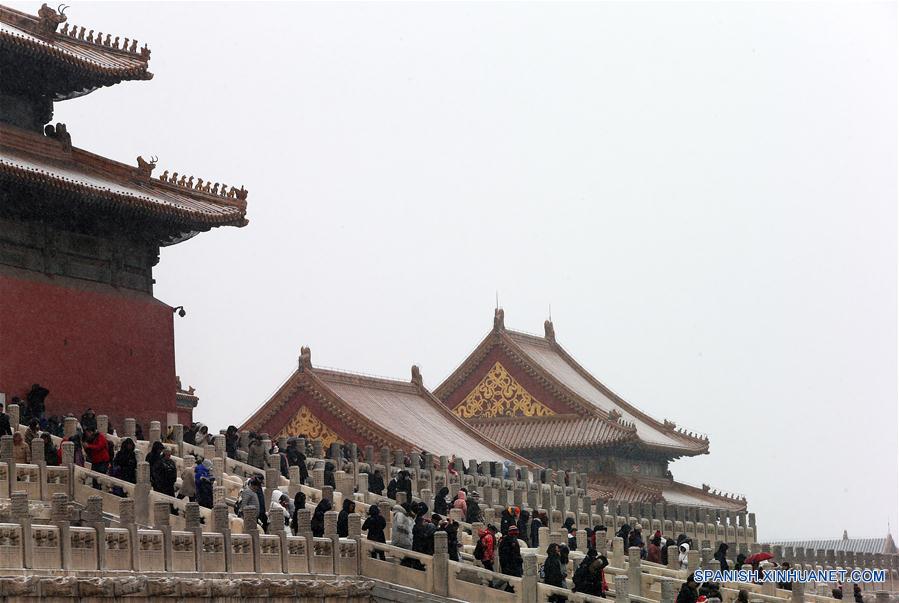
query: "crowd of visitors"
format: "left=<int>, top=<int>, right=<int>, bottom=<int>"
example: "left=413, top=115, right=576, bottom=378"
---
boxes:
left=0, top=393, right=862, bottom=602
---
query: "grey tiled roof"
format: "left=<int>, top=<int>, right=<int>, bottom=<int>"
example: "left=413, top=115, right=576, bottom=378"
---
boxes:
left=765, top=536, right=897, bottom=555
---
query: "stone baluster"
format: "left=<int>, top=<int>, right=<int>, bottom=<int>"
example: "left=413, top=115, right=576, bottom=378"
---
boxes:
left=628, top=546, right=643, bottom=596
left=148, top=421, right=161, bottom=443
left=123, top=418, right=136, bottom=438
left=63, top=416, right=78, bottom=438
left=96, top=414, right=108, bottom=435
left=312, top=466, right=325, bottom=489
left=51, top=493, right=72, bottom=569
left=119, top=498, right=138, bottom=570
left=265, top=455, right=280, bottom=508
left=433, top=529, right=449, bottom=596
left=238, top=431, right=250, bottom=453
left=241, top=506, right=261, bottom=572
left=615, top=575, right=629, bottom=603
left=661, top=578, right=677, bottom=603
left=153, top=500, right=173, bottom=571
left=8, top=403, right=19, bottom=430
left=11, top=491, right=33, bottom=569
left=135, top=461, right=151, bottom=525
left=312, top=439, right=323, bottom=459
left=184, top=502, right=203, bottom=572
left=667, top=544, right=680, bottom=570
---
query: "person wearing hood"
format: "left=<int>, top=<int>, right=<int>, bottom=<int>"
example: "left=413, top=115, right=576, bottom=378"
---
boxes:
left=270, top=489, right=292, bottom=535
left=412, top=514, right=436, bottom=558
left=323, top=461, right=336, bottom=488
left=452, top=489, right=468, bottom=518
left=517, top=508, right=530, bottom=544
left=391, top=504, right=414, bottom=550
left=246, top=438, right=265, bottom=469
left=337, top=498, right=355, bottom=537
left=368, top=469, right=384, bottom=496
left=714, top=543, right=729, bottom=571
left=196, top=459, right=215, bottom=509
left=563, top=517, right=577, bottom=550
left=734, top=553, right=747, bottom=571
left=477, top=525, right=497, bottom=571
left=179, top=455, right=198, bottom=501
left=289, top=492, right=306, bottom=535
left=498, top=525, right=523, bottom=577
left=433, top=486, right=450, bottom=516
left=678, top=541, right=691, bottom=569
left=112, top=437, right=137, bottom=484
left=361, top=505, right=387, bottom=559
left=648, top=533, right=663, bottom=564
left=41, top=433, right=58, bottom=467
left=286, top=439, right=309, bottom=484
left=224, top=426, right=239, bottom=460
left=501, top=506, right=518, bottom=535
left=437, top=517, right=460, bottom=562
left=465, top=491, right=483, bottom=524
left=151, top=449, right=177, bottom=497
left=529, top=514, right=543, bottom=549
left=543, top=543, right=567, bottom=599
left=677, top=575, right=699, bottom=603
left=616, top=523, right=632, bottom=545
left=311, top=498, right=332, bottom=538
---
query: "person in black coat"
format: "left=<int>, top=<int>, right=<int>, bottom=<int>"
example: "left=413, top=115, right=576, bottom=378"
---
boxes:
left=433, top=486, right=450, bottom=516
left=368, top=469, right=385, bottom=496
left=150, top=449, right=177, bottom=496
left=26, top=384, right=49, bottom=421
left=361, top=505, right=386, bottom=559
left=438, top=517, right=460, bottom=562
left=677, top=576, right=699, bottom=603
left=529, top=515, right=543, bottom=549
left=112, top=437, right=138, bottom=484
left=543, top=543, right=567, bottom=601
left=323, top=462, right=336, bottom=488
left=498, top=526, right=523, bottom=577
left=337, top=499, right=355, bottom=537
left=714, top=543, right=729, bottom=571
left=311, top=498, right=331, bottom=537
left=517, top=509, right=530, bottom=544
left=290, top=492, right=306, bottom=535
left=0, top=405, right=11, bottom=437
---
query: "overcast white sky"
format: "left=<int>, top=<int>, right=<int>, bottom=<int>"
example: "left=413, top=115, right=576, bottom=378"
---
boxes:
left=31, top=1, right=897, bottom=542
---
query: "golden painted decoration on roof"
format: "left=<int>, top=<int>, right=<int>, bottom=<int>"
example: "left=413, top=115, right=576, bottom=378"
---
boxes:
left=276, top=405, right=341, bottom=448
left=453, top=361, right=554, bottom=418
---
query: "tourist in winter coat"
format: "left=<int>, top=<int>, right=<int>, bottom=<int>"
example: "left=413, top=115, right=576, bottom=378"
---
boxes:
left=196, top=461, right=215, bottom=509
left=224, top=426, right=239, bottom=460
left=42, top=433, right=58, bottom=467
left=246, top=438, right=265, bottom=469
left=714, top=543, right=729, bottom=571
left=677, top=576, right=699, bottom=603
left=438, top=518, right=460, bottom=562
left=501, top=506, right=519, bottom=535
left=412, top=516, right=436, bottom=556
left=58, top=434, right=84, bottom=466
left=543, top=543, right=567, bottom=590
left=12, top=432, right=30, bottom=464
left=82, top=428, right=110, bottom=474
left=498, top=526, right=523, bottom=577
left=151, top=449, right=177, bottom=496
left=24, top=419, right=40, bottom=448
left=477, top=526, right=496, bottom=571
left=433, top=486, right=450, bottom=516
left=270, top=489, right=292, bottom=535
left=517, top=508, right=530, bottom=544
left=452, top=489, right=468, bottom=518
left=290, top=492, right=306, bottom=535
left=678, top=542, right=691, bottom=570
left=179, top=457, right=197, bottom=501
left=362, top=505, right=387, bottom=552
left=323, top=461, right=336, bottom=488
left=311, top=498, right=332, bottom=538
left=337, top=498, right=355, bottom=537
left=529, top=515, right=543, bottom=549
left=390, top=505, right=414, bottom=550
left=648, top=534, right=663, bottom=564
left=563, top=517, right=577, bottom=549
left=465, top=492, right=483, bottom=524
left=367, top=469, right=384, bottom=496
left=80, top=409, right=97, bottom=433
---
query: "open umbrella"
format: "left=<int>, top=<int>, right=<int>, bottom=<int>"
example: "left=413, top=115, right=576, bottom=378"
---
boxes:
left=744, top=552, right=774, bottom=565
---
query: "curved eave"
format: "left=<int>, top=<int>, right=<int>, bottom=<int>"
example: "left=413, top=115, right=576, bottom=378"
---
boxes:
left=0, top=160, right=248, bottom=231
left=0, top=29, right=152, bottom=90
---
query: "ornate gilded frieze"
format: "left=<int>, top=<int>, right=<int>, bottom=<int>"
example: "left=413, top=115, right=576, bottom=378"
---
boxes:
left=276, top=405, right=341, bottom=447
left=453, top=361, right=554, bottom=418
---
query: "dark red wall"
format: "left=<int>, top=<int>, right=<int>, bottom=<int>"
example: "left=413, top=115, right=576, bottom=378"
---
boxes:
left=0, top=267, right=180, bottom=432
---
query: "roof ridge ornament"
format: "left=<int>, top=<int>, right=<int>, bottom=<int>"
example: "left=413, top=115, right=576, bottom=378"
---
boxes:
left=298, top=346, right=312, bottom=372
left=410, top=365, right=423, bottom=388
left=544, top=319, right=555, bottom=342
left=36, top=3, right=67, bottom=35
left=135, top=155, right=157, bottom=180
left=157, top=169, right=248, bottom=200
left=493, top=307, right=505, bottom=333
left=56, top=14, right=149, bottom=57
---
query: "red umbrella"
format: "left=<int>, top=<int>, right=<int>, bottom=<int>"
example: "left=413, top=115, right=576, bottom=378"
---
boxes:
left=744, top=552, right=774, bottom=565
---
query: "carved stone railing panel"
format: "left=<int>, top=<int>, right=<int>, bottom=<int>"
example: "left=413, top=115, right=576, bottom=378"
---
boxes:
left=201, top=533, right=226, bottom=573
left=286, top=536, right=308, bottom=574
left=69, top=526, right=98, bottom=570
left=31, top=525, right=61, bottom=570
left=104, top=528, right=131, bottom=571
left=230, top=533, right=254, bottom=572
left=137, top=530, right=165, bottom=571
left=171, top=531, right=196, bottom=572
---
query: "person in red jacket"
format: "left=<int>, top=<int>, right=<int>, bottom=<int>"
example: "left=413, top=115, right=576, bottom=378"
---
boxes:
left=82, top=428, right=110, bottom=475
left=478, top=525, right=497, bottom=571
